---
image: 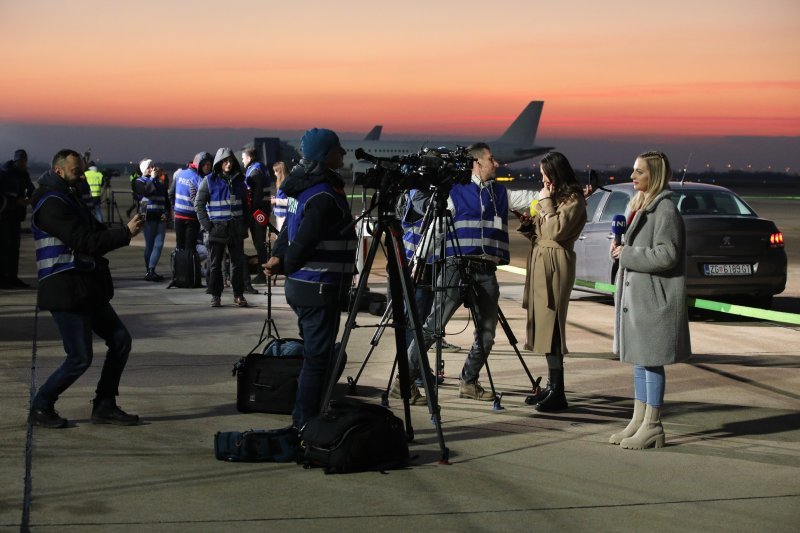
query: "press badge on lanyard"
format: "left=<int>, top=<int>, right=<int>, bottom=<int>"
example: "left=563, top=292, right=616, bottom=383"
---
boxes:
left=493, top=216, right=502, bottom=229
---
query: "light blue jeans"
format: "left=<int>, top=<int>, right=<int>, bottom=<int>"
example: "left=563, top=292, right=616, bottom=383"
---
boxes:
left=143, top=220, right=166, bottom=270
left=633, top=364, right=665, bottom=407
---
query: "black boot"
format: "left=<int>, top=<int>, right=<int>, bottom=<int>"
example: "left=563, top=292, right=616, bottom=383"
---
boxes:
left=91, top=397, right=140, bottom=426
left=524, top=379, right=550, bottom=405
left=536, top=367, right=567, bottom=412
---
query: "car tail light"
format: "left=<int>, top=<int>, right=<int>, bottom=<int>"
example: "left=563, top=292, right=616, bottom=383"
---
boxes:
left=769, top=231, right=784, bottom=248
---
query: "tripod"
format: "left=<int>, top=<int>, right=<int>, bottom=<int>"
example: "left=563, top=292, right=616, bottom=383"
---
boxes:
left=252, top=220, right=281, bottom=348
left=106, top=191, right=127, bottom=227
left=318, top=186, right=450, bottom=464
left=347, top=185, right=542, bottom=411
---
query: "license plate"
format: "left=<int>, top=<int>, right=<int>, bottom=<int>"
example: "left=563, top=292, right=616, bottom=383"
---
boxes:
left=703, top=264, right=752, bottom=276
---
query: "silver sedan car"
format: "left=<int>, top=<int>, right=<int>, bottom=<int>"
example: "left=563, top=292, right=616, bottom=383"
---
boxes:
left=575, top=181, right=787, bottom=308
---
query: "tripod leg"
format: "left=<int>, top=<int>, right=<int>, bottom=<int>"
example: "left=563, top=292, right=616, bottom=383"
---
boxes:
left=317, top=224, right=383, bottom=415
left=386, top=228, right=449, bottom=463
left=347, top=302, right=393, bottom=394
left=497, top=307, right=541, bottom=392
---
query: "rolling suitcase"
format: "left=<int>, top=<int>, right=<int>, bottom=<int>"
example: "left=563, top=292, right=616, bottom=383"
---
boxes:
left=167, top=248, right=202, bottom=288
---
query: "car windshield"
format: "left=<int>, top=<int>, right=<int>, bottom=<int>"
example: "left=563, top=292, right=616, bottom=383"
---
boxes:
left=672, top=190, right=756, bottom=216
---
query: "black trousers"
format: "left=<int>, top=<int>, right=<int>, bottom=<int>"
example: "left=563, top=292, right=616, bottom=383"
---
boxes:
left=0, top=219, right=21, bottom=280
left=174, top=218, right=200, bottom=251
left=249, top=217, right=268, bottom=266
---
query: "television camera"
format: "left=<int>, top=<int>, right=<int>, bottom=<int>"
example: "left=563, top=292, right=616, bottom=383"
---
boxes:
left=353, top=146, right=474, bottom=193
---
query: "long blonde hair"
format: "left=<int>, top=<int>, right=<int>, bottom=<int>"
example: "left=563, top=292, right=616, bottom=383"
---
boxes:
left=629, top=150, right=672, bottom=212
left=273, top=161, right=289, bottom=190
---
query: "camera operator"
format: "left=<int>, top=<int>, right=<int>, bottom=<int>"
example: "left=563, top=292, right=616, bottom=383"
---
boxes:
left=263, top=128, right=356, bottom=430
left=401, top=142, right=539, bottom=401
left=28, top=149, right=144, bottom=428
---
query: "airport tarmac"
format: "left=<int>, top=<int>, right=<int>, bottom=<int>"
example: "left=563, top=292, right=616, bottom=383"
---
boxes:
left=1, top=191, right=798, bottom=532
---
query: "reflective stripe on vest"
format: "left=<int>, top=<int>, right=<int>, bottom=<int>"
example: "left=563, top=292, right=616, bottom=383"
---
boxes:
left=174, top=169, right=200, bottom=217
left=207, top=174, right=244, bottom=221
left=32, top=192, right=78, bottom=280
left=447, top=182, right=510, bottom=264
left=84, top=169, right=103, bottom=198
left=136, top=177, right=167, bottom=213
left=273, top=188, right=288, bottom=218
left=286, top=182, right=356, bottom=284
left=400, top=189, right=423, bottom=262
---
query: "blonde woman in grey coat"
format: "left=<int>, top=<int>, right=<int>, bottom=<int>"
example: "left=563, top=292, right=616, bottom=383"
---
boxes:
left=609, top=151, right=691, bottom=449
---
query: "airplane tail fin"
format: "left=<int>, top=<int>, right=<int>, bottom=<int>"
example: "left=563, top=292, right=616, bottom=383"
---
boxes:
left=364, top=125, right=383, bottom=141
left=494, top=101, right=543, bottom=147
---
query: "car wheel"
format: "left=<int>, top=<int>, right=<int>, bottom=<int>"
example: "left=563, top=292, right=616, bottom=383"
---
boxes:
left=750, top=295, right=774, bottom=309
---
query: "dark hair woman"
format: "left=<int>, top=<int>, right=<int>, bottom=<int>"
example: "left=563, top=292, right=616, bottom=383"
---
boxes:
left=521, top=151, right=587, bottom=412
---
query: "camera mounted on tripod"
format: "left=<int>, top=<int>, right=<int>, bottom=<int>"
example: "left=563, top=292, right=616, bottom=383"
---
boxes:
left=353, top=146, right=474, bottom=194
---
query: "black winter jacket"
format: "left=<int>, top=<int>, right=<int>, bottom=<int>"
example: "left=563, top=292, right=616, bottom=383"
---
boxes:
left=272, top=163, right=355, bottom=306
left=32, top=171, right=131, bottom=311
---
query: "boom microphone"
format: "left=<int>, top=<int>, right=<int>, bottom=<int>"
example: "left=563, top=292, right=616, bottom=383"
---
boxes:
left=611, top=214, right=626, bottom=246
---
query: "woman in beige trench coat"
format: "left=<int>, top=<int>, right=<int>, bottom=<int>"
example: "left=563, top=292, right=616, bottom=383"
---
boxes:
left=520, top=152, right=587, bottom=412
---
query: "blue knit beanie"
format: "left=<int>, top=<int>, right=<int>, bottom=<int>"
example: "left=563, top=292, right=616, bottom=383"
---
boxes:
left=300, top=128, right=341, bottom=163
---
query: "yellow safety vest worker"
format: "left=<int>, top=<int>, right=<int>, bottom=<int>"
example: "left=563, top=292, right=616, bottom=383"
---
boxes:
left=84, top=167, right=104, bottom=198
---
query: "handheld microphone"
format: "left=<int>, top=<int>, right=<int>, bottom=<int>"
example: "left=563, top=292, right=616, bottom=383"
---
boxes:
left=611, top=214, right=626, bottom=246
left=253, top=209, right=268, bottom=226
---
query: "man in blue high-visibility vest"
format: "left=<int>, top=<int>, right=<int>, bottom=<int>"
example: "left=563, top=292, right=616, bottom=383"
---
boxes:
left=29, top=149, right=144, bottom=428
left=264, top=128, right=356, bottom=429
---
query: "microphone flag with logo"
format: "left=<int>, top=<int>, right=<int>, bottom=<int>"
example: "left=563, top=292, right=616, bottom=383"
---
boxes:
left=611, top=214, right=626, bottom=246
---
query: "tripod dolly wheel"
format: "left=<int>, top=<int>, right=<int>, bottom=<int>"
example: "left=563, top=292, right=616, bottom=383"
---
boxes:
left=346, top=376, right=357, bottom=396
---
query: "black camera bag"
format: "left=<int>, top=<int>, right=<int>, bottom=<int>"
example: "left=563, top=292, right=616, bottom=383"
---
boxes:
left=214, top=427, right=299, bottom=462
left=233, top=339, right=304, bottom=415
left=300, top=400, right=409, bottom=474
left=233, top=338, right=348, bottom=415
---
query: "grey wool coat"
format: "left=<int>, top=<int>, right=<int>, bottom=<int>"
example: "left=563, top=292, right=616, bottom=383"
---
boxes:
left=613, top=189, right=692, bottom=366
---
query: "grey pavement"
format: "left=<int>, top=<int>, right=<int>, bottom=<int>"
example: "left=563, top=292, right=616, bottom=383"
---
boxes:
left=1, top=226, right=799, bottom=532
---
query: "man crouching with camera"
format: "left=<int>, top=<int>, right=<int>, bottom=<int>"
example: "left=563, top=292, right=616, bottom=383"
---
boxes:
left=263, top=128, right=357, bottom=430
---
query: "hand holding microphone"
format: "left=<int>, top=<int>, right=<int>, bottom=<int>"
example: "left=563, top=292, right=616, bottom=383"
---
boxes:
left=610, top=214, right=626, bottom=259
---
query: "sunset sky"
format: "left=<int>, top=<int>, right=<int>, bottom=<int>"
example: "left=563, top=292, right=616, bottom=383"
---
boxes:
left=1, top=0, right=798, bottom=166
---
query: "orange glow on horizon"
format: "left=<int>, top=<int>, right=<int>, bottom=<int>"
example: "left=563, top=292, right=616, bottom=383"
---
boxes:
left=1, top=1, right=798, bottom=139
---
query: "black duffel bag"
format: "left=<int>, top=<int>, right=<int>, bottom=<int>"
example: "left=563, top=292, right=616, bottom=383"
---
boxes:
left=300, top=399, right=409, bottom=474
left=233, top=338, right=348, bottom=415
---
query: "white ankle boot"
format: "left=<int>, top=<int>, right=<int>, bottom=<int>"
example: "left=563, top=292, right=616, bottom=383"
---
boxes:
left=620, top=404, right=665, bottom=449
left=609, top=399, right=645, bottom=444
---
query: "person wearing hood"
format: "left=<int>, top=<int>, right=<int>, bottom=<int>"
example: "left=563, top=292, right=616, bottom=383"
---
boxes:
left=195, top=147, right=249, bottom=307
left=133, top=159, right=169, bottom=282
left=28, top=149, right=144, bottom=428
left=263, top=128, right=356, bottom=430
left=170, top=151, right=212, bottom=251
left=0, top=149, right=35, bottom=289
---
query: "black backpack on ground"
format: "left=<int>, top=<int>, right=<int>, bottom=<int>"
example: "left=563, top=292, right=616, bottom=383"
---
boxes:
left=167, top=248, right=202, bottom=289
left=300, top=399, right=409, bottom=474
